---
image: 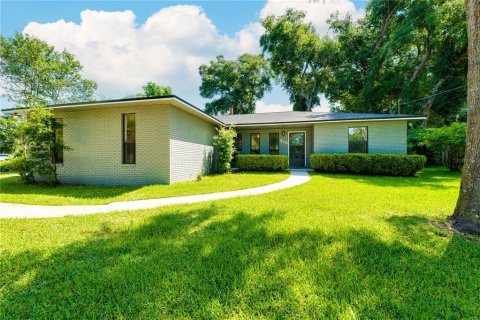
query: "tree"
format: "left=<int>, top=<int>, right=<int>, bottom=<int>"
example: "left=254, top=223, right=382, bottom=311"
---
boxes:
left=0, top=116, right=17, bottom=154
left=141, top=82, right=173, bottom=97
left=9, top=107, right=68, bottom=185
left=325, top=0, right=467, bottom=125
left=415, top=123, right=466, bottom=171
left=213, top=126, right=237, bottom=173
left=199, top=54, right=271, bottom=115
left=261, top=9, right=337, bottom=111
left=449, top=0, right=480, bottom=234
left=0, top=33, right=97, bottom=108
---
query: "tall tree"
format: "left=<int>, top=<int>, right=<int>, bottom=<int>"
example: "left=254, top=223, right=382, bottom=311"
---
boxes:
left=449, top=0, right=480, bottom=234
left=260, top=9, right=337, bottom=111
left=325, top=0, right=467, bottom=125
left=0, top=33, right=97, bottom=108
left=199, top=54, right=271, bottom=115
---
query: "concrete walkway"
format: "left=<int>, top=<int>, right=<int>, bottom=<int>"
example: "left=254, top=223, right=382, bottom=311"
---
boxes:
left=0, top=170, right=311, bottom=219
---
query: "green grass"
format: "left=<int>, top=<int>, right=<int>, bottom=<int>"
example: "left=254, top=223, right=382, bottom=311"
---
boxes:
left=1, top=167, right=479, bottom=319
left=0, top=172, right=288, bottom=205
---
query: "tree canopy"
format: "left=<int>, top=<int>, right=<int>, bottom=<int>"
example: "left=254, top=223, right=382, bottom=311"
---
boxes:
left=260, top=9, right=338, bottom=111
left=324, top=0, right=467, bottom=126
left=0, top=33, right=97, bottom=108
left=199, top=54, right=271, bottom=115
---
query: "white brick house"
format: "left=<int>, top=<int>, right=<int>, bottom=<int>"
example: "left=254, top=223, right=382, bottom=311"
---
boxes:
left=4, top=95, right=424, bottom=185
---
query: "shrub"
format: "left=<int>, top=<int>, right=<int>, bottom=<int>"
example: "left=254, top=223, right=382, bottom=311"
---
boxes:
left=0, top=160, right=10, bottom=172
left=237, top=155, right=288, bottom=171
left=310, top=153, right=426, bottom=176
left=213, top=126, right=237, bottom=174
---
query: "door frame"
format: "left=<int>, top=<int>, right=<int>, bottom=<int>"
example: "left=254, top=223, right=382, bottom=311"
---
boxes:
left=287, top=131, right=307, bottom=167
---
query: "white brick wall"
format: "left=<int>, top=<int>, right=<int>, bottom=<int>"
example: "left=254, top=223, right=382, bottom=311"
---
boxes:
left=169, top=107, right=215, bottom=183
left=54, top=104, right=170, bottom=185
left=313, top=120, right=407, bottom=154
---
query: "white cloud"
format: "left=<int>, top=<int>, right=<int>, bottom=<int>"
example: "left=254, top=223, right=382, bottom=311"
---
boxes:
left=260, top=0, right=365, bottom=36
left=21, top=1, right=363, bottom=108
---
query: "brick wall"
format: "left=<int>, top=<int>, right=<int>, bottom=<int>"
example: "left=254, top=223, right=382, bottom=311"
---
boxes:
left=54, top=104, right=170, bottom=185
left=169, top=107, right=216, bottom=183
left=313, top=120, right=407, bottom=154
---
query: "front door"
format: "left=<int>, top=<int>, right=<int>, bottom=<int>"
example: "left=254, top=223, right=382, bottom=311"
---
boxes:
left=289, top=132, right=305, bottom=167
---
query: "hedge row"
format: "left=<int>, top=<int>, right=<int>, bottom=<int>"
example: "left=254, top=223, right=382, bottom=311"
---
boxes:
left=236, top=155, right=288, bottom=171
left=310, top=153, right=426, bottom=176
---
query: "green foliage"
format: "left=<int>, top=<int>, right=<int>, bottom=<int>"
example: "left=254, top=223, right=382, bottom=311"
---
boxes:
left=142, top=82, right=173, bottom=97
left=236, top=155, right=288, bottom=171
left=10, top=107, right=69, bottom=185
left=0, top=116, right=18, bottom=154
left=416, top=122, right=466, bottom=171
left=199, top=54, right=271, bottom=115
left=261, top=9, right=338, bottom=111
left=213, top=126, right=237, bottom=173
left=310, top=153, right=426, bottom=176
left=324, top=0, right=467, bottom=124
left=0, top=160, right=11, bottom=172
left=0, top=33, right=97, bottom=107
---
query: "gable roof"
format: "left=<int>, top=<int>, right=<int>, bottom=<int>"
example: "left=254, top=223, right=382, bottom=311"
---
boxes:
left=2, top=95, right=223, bottom=126
left=215, top=111, right=425, bottom=126
left=2, top=95, right=425, bottom=126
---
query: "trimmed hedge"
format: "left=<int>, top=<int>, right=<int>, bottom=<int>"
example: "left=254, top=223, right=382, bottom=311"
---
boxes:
left=310, top=153, right=426, bottom=176
left=236, top=155, right=288, bottom=171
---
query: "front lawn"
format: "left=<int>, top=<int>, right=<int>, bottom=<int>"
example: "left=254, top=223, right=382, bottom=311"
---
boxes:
left=1, top=167, right=479, bottom=318
left=0, top=172, right=288, bottom=205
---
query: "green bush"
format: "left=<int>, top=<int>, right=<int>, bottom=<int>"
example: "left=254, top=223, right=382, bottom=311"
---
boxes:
left=0, top=160, right=10, bottom=172
left=237, top=155, right=288, bottom=171
left=214, top=126, right=237, bottom=174
left=310, top=153, right=426, bottom=176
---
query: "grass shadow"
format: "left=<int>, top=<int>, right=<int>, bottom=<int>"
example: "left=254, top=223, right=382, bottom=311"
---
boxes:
left=2, top=206, right=479, bottom=318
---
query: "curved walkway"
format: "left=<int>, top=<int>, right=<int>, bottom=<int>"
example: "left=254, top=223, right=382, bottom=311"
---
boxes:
left=0, top=170, right=311, bottom=219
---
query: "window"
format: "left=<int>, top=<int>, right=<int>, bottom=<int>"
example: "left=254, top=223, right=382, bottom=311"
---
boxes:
left=269, top=132, right=279, bottom=155
left=348, top=127, right=368, bottom=153
left=54, top=118, right=64, bottom=164
left=234, top=133, right=243, bottom=155
left=122, top=114, right=136, bottom=164
left=250, top=133, right=260, bottom=154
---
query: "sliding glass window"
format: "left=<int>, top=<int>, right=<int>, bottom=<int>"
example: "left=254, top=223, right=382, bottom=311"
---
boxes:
left=250, top=133, right=260, bottom=154
left=122, top=114, right=136, bottom=164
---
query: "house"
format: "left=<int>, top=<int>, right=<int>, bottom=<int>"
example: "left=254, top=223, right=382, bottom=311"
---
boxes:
left=4, top=95, right=424, bottom=185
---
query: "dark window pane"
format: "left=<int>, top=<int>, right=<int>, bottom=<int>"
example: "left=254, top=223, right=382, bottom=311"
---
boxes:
left=123, top=114, right=136, bottom=164
left=269, top=132, right=279, bottom=155
left=251, top=133, right=260, bottom=154
left=235, top=133, right=243, bottom=155
left=54, top=118, right=64, bottom=164
left=348, top=127, right=368, bottom=153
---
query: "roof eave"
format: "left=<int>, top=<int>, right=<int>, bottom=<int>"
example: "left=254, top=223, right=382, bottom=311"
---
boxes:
left=226, top=116, right=426, bottom=127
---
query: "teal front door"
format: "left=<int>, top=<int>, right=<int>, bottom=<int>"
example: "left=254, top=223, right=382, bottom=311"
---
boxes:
left=289, top=132, right=305, bottom=167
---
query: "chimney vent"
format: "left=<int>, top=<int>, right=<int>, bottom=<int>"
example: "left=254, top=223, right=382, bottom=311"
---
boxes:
left=229, top=106, right=234, bottom=115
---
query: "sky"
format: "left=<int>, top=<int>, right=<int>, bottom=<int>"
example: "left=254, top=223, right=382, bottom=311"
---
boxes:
left=0, top=0, right=367, bottom=112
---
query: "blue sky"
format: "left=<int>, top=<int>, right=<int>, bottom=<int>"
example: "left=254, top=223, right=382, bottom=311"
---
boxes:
left=1, top=0, right=366, bottom=112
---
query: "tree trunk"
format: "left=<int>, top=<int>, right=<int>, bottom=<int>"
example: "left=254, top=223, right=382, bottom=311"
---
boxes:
left=449, top=0, right=480, bottom=234
left=422, top=78, right=446, bottom=127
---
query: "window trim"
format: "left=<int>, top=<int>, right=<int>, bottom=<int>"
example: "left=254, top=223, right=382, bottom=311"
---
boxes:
left=269, top=132, right=280, bottom=155
left=122, top=113, right=136, bottom=164
left=250, top=133, right=260, bottom=154
left=348, top=126, right=368, bottom=153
